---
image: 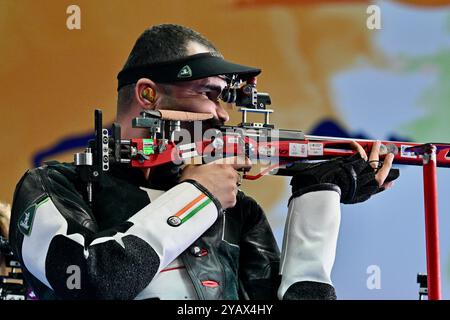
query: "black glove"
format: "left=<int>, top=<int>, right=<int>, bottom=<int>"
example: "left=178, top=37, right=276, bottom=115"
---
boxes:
left=290, top=153, right=400, bottom=204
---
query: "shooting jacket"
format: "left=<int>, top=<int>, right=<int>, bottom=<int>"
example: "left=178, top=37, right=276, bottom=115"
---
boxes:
left=9, top=161, right=282, bottom=299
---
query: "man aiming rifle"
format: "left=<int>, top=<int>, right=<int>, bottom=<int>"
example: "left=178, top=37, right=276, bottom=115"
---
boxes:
left=9, top=24, right=398, bottom=300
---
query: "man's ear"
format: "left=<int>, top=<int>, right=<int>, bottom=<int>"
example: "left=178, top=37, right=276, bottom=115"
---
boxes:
left=135, top=78, right=158, bottom=109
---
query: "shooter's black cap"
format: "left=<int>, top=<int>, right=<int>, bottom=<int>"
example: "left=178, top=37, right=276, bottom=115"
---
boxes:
left=117, top=52, right=261, bottom=90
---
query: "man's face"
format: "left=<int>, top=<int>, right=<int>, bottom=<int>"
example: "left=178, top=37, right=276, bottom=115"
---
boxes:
left=155, top=76, right=229, bottom=130
left=153, top=41, right=230, bottom=132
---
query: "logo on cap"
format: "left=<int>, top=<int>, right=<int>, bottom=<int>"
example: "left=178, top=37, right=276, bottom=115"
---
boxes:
left=178, top=65, right=192, bottom=78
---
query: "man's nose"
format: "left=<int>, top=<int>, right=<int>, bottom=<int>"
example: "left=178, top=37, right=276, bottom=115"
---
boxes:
left=216, top=103, right=230, bottom=123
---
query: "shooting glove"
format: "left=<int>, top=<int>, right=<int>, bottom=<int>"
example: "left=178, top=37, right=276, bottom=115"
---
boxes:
left=290, top=153, right=400, bottom=204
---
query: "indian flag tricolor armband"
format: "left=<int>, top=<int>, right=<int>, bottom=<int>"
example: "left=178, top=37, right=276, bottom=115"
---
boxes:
left=126, top=180, right=220, bottom=234
left=167, top=193, right=212, bottom=227
left=125, top=181, right=220, bottom=271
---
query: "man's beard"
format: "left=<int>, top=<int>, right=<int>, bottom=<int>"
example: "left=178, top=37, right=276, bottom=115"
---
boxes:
left=180, top=118, right=225, bottom=144
left=201, top=117, right=225, bottom=132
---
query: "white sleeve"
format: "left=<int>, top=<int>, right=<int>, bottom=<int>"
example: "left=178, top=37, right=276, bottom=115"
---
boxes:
left=117, top=181, right=219, bottom=272
left=17, top=178, right=219, bottom=299
left=277, top=185, right=341, bottom=300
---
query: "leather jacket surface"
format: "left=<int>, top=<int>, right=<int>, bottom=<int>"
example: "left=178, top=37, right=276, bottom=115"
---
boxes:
left=9, top=161, right=281, bottom=300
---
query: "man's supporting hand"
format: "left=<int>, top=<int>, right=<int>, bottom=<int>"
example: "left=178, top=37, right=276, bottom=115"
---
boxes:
left=290, top=141, right=400, bottom=204
left=279, top=141, right=400, bottom=299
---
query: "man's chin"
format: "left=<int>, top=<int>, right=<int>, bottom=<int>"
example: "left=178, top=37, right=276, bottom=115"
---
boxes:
left=179, top=120, right=224, bottom=143
left=202, top=123, right=223, bottom=132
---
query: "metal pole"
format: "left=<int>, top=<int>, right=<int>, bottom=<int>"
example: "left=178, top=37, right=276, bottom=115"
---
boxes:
left=422, top=145, right=441, bottom=300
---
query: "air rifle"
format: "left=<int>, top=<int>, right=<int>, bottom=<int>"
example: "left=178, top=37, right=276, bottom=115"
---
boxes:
left=75, top=76, right=450, bottom=300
